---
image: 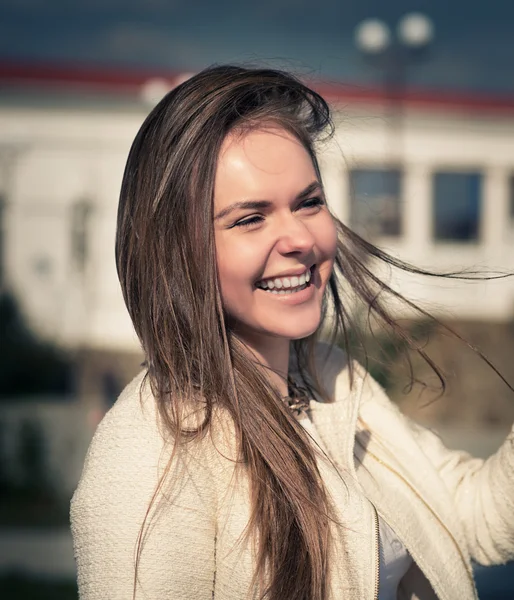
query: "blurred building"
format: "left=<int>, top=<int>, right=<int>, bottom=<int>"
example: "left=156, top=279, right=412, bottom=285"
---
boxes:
left=1, top=63, right=514, bottom=360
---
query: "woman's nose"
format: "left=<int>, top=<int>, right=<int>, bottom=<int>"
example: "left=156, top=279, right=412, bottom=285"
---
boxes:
left=275, top=216, right=315, bottom=255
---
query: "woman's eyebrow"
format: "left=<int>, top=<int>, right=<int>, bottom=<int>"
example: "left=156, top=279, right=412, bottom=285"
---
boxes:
left=214, top=180, right=322, bottom=221
left=297, top=181, right=323, bottom=200
left=214, top=200, right=271, bottom=221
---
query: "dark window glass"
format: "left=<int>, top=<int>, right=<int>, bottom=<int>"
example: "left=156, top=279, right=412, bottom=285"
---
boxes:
left=349, top=168, right=402, bottom=238
left=433, top=172, right=481, bottom=242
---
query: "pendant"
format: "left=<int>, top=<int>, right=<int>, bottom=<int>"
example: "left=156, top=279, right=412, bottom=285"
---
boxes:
left=282, top=378, right=311, bottom=416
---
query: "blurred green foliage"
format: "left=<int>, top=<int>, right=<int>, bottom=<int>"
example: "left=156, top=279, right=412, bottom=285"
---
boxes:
left=0, top=417, right=69, bottom=527
left=0, top=292, right=73, bottom=399
left=0, top=573, right=77, bottom=600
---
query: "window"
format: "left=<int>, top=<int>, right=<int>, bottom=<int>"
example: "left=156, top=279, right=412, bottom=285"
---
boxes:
left=349, top=168, right=402, bottom=238
left=432, top=172, right=481, bottom=242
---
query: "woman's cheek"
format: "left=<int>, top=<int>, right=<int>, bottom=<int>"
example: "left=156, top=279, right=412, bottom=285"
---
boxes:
left=318, top=214, right=338, bottom=260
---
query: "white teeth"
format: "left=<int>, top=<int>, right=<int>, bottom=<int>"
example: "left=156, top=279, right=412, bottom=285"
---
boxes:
left=261, top=283, right=308, bottom=295
left=257, top=268, right=313, bottom=291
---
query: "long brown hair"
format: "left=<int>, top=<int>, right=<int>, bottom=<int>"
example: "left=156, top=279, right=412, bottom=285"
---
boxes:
left=115, top=65, right=511, bottom=600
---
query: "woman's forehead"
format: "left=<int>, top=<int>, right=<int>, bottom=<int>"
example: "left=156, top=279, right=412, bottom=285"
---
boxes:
left=214, top=128, right=317, bottom=206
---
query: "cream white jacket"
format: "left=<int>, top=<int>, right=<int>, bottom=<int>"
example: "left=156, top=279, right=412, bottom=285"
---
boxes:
left=70, top=345, right=514, bottom=599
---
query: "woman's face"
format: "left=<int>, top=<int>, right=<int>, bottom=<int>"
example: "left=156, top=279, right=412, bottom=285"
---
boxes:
left=214, top=127, right=337, bottom=347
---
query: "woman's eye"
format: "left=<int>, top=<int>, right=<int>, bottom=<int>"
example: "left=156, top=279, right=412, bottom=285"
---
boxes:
left=232, top=215, right=264, bottom=229
left=299, top=197, right=325, bottom=210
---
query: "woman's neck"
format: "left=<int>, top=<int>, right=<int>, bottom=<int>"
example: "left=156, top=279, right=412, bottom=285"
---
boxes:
left=237, top=332, right=290, bottom=396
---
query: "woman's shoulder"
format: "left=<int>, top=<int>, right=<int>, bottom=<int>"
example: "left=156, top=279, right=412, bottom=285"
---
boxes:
left=70, top=373, right=225, bottom=597
left=90, top=370, right=165, bottom=461
left=72, top=371, right=165, bottom=506
left=103, top=369, right=160, bottom=428
left=73, top=370, right=238, bottom=504
left=309, top=341, right=354, bottom=401
left=309, top=341, right=392, bottom=407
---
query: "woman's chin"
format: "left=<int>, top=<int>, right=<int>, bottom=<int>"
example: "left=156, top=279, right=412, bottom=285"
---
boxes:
left=233, top=308, right=322, bottom=345
left=268, top=318, right=321, bottom=342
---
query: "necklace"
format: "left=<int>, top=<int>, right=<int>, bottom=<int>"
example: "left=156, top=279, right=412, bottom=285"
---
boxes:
left=282, top=377, right=311, bottom=416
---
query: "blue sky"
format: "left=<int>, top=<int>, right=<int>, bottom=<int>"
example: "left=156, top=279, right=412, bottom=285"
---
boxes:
left=1, top=0, right=513, bottom=93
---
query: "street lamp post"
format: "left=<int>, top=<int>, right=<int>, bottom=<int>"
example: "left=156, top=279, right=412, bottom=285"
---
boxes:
left=354, top=13, right=434, bottom=161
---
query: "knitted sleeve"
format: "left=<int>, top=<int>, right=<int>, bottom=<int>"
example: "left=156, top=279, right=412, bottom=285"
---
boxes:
left=70, top=378, right=217, bottom=599
left=358, top=364, right=514, bottom=567
left=406, top=414, right=514, bottom=566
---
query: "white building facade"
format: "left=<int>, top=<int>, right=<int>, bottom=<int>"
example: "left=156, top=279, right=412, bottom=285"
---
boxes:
left=1, top=67, right=514, bottom=353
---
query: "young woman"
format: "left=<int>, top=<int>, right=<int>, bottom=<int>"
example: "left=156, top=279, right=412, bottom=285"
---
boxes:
left=70, top=66, right=514, bottom=600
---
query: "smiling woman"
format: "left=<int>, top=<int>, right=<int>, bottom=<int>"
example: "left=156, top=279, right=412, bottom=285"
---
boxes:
left=214, top=128, right=337, bottom=376
left=69, top=66, right=514, bottom=600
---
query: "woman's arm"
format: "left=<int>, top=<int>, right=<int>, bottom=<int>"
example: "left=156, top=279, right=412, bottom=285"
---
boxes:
left=356, top=360, right=514, bottom=567
left=406, top=414, right=514, bottom=566
left=70, top=388, right=217, bottom=599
